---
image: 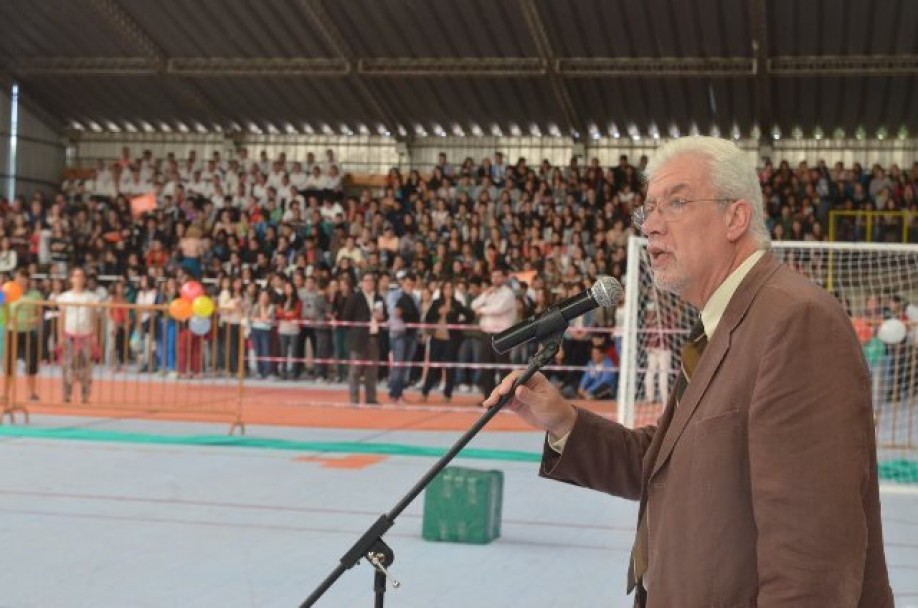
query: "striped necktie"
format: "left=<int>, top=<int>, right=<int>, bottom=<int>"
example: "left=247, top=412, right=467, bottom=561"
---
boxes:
left=631, top=320, right=707, bottom=590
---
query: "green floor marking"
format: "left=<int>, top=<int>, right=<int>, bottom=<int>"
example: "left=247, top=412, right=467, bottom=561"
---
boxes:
left=0, top=425, right=542, bottom=463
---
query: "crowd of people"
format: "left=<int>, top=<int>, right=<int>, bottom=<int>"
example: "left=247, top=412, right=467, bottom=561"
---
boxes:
left=0, top=145, right=914, bottom=403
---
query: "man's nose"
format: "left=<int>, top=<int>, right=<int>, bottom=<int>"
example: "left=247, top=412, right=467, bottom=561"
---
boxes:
left=640, top=208, right=664, bottom=236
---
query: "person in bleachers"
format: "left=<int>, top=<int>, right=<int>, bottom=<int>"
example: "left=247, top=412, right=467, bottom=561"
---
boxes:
left=6, top=141, right=905, bottom=398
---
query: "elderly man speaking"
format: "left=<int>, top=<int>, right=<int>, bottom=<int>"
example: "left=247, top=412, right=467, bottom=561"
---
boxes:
left=484, top=136, right=892, bottom=607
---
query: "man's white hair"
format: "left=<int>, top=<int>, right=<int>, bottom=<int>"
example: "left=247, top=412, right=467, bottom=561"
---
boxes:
left=644, top=136, right=771, bottom=249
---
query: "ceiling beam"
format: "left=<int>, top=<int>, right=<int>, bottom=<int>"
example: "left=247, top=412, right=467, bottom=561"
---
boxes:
left=558, top=57, right=754, bottom=77
left=769, top=54, right=918, bottom=76
left=295, top=0, right=401, bottom=131
left=518, top=0, right=583, bottom=135
left=6, top=54, right=916, bottom=79
left=169, top=57, right=348, bottom=76
left=3, top=57, right=157, bottom=76
left=359, top=58, right=545, bottom=77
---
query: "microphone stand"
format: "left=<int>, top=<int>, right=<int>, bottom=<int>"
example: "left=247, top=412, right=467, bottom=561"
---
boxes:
left=300, top=329, right=566, bottom=607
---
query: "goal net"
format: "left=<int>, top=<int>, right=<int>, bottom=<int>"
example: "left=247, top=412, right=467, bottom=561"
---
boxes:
left=619, top=238, right=918, bottom=485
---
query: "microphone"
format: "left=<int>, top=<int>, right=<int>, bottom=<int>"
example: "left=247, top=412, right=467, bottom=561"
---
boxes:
left=491, top=275, right=623, bottom=354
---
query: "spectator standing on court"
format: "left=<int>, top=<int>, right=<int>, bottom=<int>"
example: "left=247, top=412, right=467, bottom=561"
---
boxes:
left=7, top=269, right=43, bottom=400
left=108, top=279, right=130, bottom=372
left=471, top=268, right=517, bottom=398
left=388, top=270, right=420, bottom=404
left=276, top=280, right=302, bottom=380
left=134, top=274, right=158, bottom=373
left=297, top=273, right=319, bottom=379
left=57, top=267, right=99, bottom=404
left=342, top=272, right=386, bottom=404
left=642, top=301, right=672, bottom=406
left=421, top=280, right=472, bottom=402
left=156, top=278, right=180, bottom=376
left=249, top=288, right=276, bottom=379
left=313, top=278, right=336, bottom=382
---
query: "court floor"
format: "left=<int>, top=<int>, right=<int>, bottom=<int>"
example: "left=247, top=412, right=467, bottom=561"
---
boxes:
left=0, top=412, right=916, bottom=608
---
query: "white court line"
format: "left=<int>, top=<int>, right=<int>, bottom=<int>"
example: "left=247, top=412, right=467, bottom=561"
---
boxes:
left=880, top=484, right=918, bottom=495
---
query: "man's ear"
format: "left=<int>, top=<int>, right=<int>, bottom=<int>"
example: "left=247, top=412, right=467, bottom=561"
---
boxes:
left=725, top=199, right=752, bottom=242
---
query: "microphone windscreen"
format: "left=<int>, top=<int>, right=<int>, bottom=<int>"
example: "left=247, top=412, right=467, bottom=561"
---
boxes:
left=591, top=275, right=623, bottom=308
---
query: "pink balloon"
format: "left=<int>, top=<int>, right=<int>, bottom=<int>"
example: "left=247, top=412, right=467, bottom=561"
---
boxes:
left=180, top=280, right=205, bottom=302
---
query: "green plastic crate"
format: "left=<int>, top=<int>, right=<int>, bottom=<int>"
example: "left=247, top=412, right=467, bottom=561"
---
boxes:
left=422, top=466, right=504, bottom=544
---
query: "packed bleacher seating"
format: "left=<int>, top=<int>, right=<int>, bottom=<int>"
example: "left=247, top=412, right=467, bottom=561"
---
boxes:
left=0, top=146, right=915, bottom=401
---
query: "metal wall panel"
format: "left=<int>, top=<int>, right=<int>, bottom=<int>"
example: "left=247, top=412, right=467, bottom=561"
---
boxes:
left=74, top=133, right=401, bottom=175
left=0, top=89, right=66, bottom=196
left=0, top=91, right=8, bottom=195
left=71, top=133, right=918, bottom=180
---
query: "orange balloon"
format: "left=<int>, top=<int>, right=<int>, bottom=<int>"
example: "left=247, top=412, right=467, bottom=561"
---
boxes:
left=2, top=281, right=22, bottom=303
left=169, top=297, right=193, bottom=321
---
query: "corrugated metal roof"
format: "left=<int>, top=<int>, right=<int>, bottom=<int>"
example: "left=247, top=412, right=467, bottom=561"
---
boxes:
left=539, top=0, right=752, bottom=58
left=0, top=0, right=914, bottom=138
left=118, top=0, right=337, bottom=58
left=0, top=1, right=139, bottom=57
left=325, top=0, right=538, bottom=57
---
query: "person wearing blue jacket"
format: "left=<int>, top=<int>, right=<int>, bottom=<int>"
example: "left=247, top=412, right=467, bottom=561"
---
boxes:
left=578, top=345, right=617, bottom=400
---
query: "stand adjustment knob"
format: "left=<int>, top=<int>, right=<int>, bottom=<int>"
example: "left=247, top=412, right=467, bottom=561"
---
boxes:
left=367, top=552, right=401, bottom=588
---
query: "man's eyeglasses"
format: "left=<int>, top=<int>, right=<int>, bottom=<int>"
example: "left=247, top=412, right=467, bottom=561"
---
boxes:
left=632, top=198, right=733, bottom=229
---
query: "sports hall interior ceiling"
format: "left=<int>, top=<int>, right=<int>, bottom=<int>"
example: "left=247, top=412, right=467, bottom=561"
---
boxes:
left=0, top=0, right=915, bottom=140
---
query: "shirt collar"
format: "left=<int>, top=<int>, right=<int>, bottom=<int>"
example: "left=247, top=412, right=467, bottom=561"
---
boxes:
left=700, top=249, right=766, bottom=340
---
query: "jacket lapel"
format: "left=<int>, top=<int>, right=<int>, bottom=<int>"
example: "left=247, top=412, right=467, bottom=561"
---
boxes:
left=648, top=252, right=782, bottom=481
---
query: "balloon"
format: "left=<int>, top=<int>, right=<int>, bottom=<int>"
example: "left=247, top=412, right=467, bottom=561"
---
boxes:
left=180, top=280, right=205, bottom=302
left=906, top=304, right=918, bottom=322
left=189, top=316, right=212, bottom=336
left=192, top=295, right=215, bottom=318
left=169, top=297, right=193, bottom=321
left=877, top=318, right=907, bottom=345
left=2, top=281, right=22, bottom=304
left=0, top=291, right=6, bottom=305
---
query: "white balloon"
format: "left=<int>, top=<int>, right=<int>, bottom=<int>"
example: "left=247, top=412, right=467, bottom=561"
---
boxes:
left=906, top=304, right=918, bottom=322
left=877, top=318, right=907, bottom=345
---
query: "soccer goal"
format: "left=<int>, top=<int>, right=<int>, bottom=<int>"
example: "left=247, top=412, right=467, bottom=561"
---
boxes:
left=619, top=237, right=918, bottom=485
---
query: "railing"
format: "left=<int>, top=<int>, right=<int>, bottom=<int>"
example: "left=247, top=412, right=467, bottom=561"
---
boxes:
left=828, top=209, right=917, bottom=243
left=1, top=299, right=619, bottom=432
left=2, top=299, right=245, bottom=433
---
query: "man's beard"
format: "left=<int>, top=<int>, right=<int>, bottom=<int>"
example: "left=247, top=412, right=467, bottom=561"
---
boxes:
left=650, top=269, right=688, bottom=297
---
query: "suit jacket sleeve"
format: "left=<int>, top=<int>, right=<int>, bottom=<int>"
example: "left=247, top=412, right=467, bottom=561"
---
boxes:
left=749, top=298, right=873, bottom=605
left=540, top=408, right=656, bottom=501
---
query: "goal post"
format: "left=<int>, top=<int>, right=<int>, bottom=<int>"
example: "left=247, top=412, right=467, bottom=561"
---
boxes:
left=619, top=237, right=918, bottom=484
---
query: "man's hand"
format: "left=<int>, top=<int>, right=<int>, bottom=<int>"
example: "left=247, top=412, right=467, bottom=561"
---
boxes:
left=482, top=370, right=577, bottom=439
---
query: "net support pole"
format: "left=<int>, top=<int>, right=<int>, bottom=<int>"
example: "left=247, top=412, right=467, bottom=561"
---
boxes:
left=618, top=234, right=644, bottom=429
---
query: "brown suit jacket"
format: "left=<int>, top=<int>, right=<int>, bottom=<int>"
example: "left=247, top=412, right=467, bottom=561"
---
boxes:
left=542, top=252, right=893, bottom=607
